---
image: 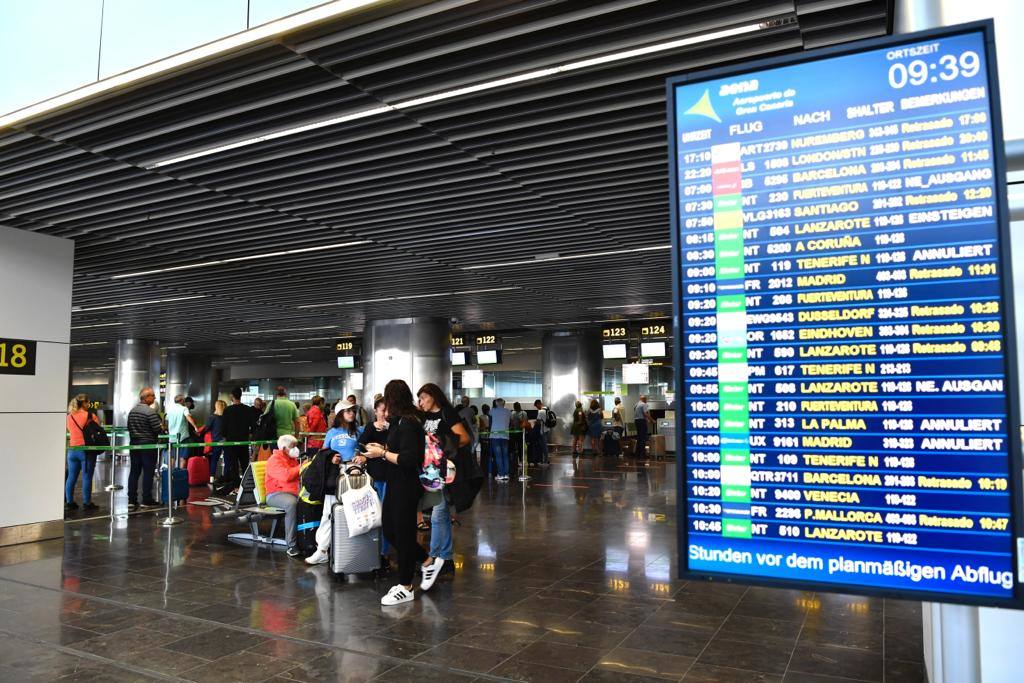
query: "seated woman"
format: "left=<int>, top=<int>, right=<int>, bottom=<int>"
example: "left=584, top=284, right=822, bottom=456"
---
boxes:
left=265, top=434, right=303, bottom=559
left=305, top=399, right=363, bottom=565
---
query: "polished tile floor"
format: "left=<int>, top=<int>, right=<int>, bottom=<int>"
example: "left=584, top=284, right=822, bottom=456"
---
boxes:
left=4, top=453, right=925, bottom=682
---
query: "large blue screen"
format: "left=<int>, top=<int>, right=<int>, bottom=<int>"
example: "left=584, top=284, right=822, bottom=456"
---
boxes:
left=671, top=25, right=1020, bottom=603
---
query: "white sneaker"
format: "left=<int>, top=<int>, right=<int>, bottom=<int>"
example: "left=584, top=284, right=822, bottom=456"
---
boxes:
left=381, top=584, right=414, bottom=606
left=305, top=549, right=329, bottom=565
left=420, top=557, right=445, bottom=591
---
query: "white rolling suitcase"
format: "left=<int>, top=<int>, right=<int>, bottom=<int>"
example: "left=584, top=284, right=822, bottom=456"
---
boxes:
left=330, top=466, right=381, bottom=576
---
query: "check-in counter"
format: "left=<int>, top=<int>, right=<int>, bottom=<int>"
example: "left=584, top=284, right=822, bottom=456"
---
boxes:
left=658, top=418, right=675, bottom=453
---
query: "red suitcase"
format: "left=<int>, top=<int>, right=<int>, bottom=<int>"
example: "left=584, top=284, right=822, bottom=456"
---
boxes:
left=187, top=456, right=210, bottom=486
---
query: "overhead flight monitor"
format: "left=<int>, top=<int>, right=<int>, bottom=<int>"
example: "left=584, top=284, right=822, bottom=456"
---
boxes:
left=669, top=21, right=1022, bottom=606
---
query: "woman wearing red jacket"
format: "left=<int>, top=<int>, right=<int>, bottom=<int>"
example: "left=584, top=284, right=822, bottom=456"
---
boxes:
left=306, top=396, right=328, bottom=450
left=266, top=434, right=303, bottom=558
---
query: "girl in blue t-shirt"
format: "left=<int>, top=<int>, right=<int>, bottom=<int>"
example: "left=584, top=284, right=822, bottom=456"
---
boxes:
left=324, top=411, right=364, bottom=463
left=304, top=401, right=364, bottom=565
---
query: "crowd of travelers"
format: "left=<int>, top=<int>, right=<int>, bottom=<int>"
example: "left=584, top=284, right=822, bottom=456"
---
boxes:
left=65, top=382, right=656, bottom=605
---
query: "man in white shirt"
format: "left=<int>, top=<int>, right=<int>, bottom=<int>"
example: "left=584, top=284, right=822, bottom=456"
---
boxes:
left=613, top=397, right=627, bottom=433
left=634, top=395, right=653, bottom=459
left=166, top=394, right=199, bottom=466
left=489, top=399, right=512, bottom=481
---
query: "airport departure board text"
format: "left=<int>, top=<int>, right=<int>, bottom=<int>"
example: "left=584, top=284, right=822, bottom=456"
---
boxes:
left=670, top=23, right=1022, bottom=604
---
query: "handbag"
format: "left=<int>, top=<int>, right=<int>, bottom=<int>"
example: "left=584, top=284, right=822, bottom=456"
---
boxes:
left=339, top=465, right=382, bottom=537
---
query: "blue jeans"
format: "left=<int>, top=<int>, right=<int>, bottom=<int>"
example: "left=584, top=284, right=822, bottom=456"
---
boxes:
left=65, top=450, right=93, bottom=504
left=429, top=497, right=453, bottom=560
left=491, top=438, right=509, bottom=477
left=538, top=432, right=549, bottom=463
left=373, top=481, right=389, bottom=554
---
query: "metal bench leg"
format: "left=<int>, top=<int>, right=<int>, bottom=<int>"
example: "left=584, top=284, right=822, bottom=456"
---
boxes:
left=268, top=518, right=278, bottom=546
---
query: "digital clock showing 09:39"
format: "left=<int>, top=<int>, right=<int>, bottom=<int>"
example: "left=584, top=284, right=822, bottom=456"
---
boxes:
left=0, top=338, right=37, bottom=376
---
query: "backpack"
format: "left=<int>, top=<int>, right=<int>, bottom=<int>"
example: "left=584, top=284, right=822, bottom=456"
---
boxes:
left=299, top=449, right=333, bottom=503
left=255, top=400, right=278, bottom=442
left=544, top=407, right=557, bottom=429
left=421, top=431, right=457, bottom=492
left=73, top=412, right=109, bottom=448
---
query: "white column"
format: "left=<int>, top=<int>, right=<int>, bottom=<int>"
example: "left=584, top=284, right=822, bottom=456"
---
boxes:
left=0, top=225, right=74, bottom=546
left=897, top=3, right=1024, bottom=683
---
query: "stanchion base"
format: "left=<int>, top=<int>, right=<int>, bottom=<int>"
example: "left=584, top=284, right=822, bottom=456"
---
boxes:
left=104, top=484, right=123, bottom=491
left=159, top=517, right=183, bottom=526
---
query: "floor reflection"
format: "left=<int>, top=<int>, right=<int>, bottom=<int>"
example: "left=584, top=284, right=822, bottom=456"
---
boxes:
left=2, top=452, right=924, bottom=682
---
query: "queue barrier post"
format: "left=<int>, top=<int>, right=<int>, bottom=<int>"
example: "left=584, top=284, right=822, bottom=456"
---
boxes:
left=518, top=427, right=530, bottom=482
left=104, top=430, right=124, bottom=492
left=160, top=442, right=183, bottom=527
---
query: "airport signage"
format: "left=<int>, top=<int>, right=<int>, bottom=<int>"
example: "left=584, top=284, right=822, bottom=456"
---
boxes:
left=0, top=338, right=36, bottom=375
left=602, top=325, right=629, bottom=340
left=669, top=22, right=1022, bottom=606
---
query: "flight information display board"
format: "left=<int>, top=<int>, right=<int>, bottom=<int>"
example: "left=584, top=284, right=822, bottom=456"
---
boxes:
left=669, top=22, right=1022, bottom=605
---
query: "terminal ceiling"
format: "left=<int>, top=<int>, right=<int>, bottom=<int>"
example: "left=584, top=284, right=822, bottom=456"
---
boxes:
left=0, top=0, right=893, bottom=369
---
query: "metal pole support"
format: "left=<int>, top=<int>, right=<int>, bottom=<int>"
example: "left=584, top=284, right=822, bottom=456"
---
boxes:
left=104, top=430, right=123, bottom=492
left=161, top=443, right=183, bottom=526
left=518, top=428, right=530, bottom=482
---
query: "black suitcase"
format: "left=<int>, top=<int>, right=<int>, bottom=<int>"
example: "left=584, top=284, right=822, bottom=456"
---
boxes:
left=296, top=499, right=323, bottom=555
left=602, top=430, right=621, bottom=457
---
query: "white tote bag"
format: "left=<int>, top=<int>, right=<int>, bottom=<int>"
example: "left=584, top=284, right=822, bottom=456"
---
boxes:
left=340, top=469, right=382, bottom=537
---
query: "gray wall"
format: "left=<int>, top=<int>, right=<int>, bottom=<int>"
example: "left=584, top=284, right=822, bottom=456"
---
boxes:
left=0, top=225, right=74, bottom=535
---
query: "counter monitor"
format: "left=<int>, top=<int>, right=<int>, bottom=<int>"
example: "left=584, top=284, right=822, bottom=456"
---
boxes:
left=462, top=369, right=484, bottom=389
left=603, top=343, right=628, bottom=359
left=641, top=341, right=667, bottom=358
left=476, top=349, right=501, bottom=365
left=622, top=363, right=650, bottom=385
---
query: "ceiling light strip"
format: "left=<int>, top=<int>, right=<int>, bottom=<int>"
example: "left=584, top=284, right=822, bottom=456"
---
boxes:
left=146, top=23, right=764, bottom=168
left=297, top=286, right=522, bottom=309
left=593, top=301, right=673, bottom=310
left=463, top=245, right=670, bottom=270
left=73, top=295, right=208, bottom=312
left=230, top=325, right=338, bottom=335
left=71, top=322, right=125, bottom=330
left=112, top=241, right=369, bottom=279
left=0, top=0, right=388, bottom=129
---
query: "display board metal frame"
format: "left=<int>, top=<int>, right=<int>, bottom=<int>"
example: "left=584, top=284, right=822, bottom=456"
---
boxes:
left=668, top=20, right=1024, bottom=608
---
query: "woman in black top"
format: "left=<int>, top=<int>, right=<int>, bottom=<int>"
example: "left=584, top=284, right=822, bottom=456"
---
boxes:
left=359, top=380, right=427, bottom=606
left=416, top=383, right=470, bottom=593
left=358, top=397, right=390, bottom=448
left=358, top=397, right=391, bottom=567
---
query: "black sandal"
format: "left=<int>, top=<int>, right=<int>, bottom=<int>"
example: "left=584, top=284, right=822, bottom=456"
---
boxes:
left=417, top=521, right=431, bottom=531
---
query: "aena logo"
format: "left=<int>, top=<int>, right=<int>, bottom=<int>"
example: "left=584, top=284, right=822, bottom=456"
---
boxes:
left=683, top=89, right=721, bottom=123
